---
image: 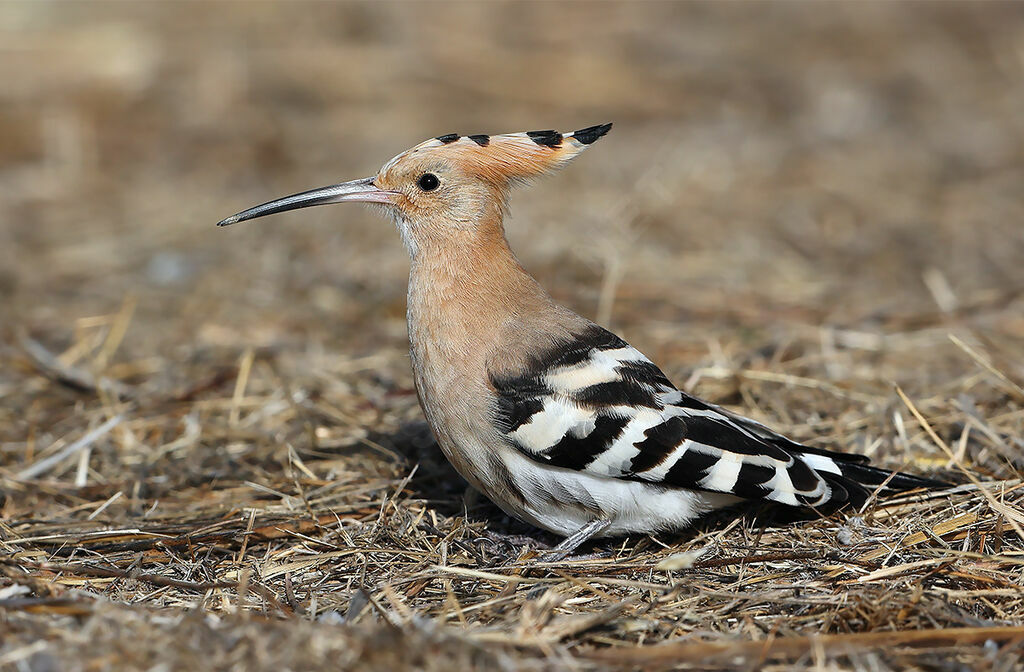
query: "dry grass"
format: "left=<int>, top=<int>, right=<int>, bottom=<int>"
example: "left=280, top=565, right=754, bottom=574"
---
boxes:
left=2, top=2, right=1024, bottom=670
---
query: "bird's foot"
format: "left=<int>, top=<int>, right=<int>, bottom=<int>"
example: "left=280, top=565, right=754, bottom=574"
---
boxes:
left=475, top=530, right=552, bottom=561
left=539, top=519, right=612, bottom=563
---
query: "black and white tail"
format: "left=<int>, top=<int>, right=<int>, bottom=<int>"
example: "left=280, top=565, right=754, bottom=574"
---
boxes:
left=796, top=451, right=946, bottom=512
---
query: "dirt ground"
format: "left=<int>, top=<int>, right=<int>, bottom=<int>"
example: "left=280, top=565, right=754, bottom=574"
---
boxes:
left=2, top=2, right=1024, bottom=670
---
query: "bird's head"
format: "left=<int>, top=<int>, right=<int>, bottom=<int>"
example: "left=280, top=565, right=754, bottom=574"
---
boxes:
left=217, top=124, right=612, bottom=255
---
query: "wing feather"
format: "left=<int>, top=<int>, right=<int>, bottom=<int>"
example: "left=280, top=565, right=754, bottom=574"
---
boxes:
left=489, top=324, right=938, bottom=511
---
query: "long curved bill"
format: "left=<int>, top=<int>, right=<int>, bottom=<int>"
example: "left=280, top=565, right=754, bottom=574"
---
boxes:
left=216, top=177, right=396, bottom=227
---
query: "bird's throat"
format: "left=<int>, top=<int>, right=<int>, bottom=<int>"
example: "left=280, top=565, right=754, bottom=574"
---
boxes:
left=406, top=225, right=542, bottom=361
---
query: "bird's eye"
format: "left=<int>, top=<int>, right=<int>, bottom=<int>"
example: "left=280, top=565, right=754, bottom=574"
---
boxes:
left=417, top=173, right=440, bottom=192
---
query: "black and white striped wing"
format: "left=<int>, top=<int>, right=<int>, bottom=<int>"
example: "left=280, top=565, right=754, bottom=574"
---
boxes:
left=490, top=325, right=863, bottom=510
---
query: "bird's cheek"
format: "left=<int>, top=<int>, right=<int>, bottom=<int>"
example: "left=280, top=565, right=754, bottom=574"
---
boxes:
left=388, top=192, right=418, bottom=215
left=446, top=193, right=488, bottom=225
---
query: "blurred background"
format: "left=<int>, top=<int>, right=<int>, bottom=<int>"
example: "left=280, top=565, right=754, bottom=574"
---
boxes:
left=3, top=5, right=1024, bottom=667
left=2, top=1, right=1023, bottom=501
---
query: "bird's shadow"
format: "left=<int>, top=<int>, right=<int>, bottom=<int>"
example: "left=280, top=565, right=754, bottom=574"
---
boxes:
left=377, top=422, right=548, bottom=538
left=377, top=421, right=823, bottom=562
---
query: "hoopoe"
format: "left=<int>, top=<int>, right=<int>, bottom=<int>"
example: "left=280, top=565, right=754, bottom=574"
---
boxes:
left=218, top=124, right=941, bottom=557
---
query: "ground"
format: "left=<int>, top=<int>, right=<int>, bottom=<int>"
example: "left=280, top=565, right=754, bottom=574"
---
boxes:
left=2, top=2, right=1024, bottom=670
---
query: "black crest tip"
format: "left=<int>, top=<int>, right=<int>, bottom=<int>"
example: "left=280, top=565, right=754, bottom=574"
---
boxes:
left=468, top=134, right=490, bottom=146
left=572, top=123, right=612, bottom=145
left=436, top=133, right=459, bottom=144
left=526, top=130, right=562, bottom=148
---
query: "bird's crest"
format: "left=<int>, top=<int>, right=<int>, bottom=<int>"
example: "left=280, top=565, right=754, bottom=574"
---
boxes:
left=381, top=123, right=612, bottom=184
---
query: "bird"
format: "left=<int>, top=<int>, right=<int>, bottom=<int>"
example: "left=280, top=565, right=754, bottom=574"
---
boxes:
left=217, top=123, right=942, bottom=558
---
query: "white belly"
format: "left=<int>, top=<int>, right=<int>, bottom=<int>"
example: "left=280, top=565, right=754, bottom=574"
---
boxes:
left=443, top=433, right=742, bottom=538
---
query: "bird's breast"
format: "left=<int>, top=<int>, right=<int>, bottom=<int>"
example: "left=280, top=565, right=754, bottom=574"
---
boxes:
left=406, top=273, right=506, bottom=477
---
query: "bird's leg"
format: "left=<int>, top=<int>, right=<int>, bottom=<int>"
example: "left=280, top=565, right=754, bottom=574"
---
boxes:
left=540, top=518, right=612, bottom=562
